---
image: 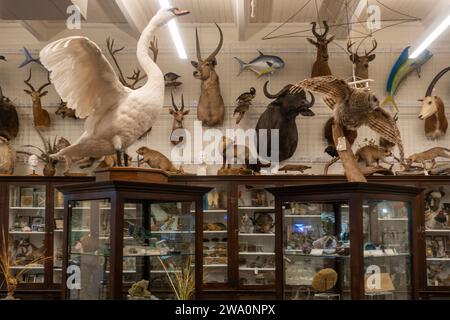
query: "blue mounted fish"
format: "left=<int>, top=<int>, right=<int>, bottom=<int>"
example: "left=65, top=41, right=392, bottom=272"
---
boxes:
left=234, top=50, right=285, bottom=78
left=18, top=47, right=42, bottom=68
left=382, top=46, right=432, bottom=113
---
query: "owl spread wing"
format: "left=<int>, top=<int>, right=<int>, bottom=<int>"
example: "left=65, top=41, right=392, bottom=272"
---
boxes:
left=367, top=108, right=404, bottom=160
left=290, top=76, right=352, bottom=110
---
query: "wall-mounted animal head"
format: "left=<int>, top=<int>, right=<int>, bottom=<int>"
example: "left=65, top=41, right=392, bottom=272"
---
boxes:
left=191, top=23, right=225, bottom=127
left=169, top=92, right=189, bottom=145
left=23, top=69, right=51, bottom=129
left=191, top=23, right=223, bottom=80
left=0, top=87, right=19, bottom=141
left=307, top=21, right=334, bottom=77
left=346, top=39, right=377, bottom=80
left=418, top=67, right=450, bottom=140
left=263, top=81, right=315, bottom=118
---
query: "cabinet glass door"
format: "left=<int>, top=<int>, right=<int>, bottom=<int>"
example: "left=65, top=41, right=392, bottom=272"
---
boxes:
left=238, top=186, right=275, bottom=287
left=202, top=185, right=228, bottom=285
left=8, top=184, right=47, bottom=284
left=121, top=201, right=196, bottom=300
left=53, top=190, right=65, bottom=283
left=362, top=200, right=411, bottom=300
left=283, top=202, right=350, bottom=300
left=67, top=199, right=111, bottom=300
left=423, top=186, right=450, bottom=288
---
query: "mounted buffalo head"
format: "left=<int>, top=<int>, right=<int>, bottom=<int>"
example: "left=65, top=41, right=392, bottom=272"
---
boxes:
left=262, top=81, right=315, bottom=118
left=254, top=82, right=315, bottom=169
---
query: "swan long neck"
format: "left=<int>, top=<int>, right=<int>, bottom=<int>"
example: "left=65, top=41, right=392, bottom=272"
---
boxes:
left=137, top=22, right=163, bottom=88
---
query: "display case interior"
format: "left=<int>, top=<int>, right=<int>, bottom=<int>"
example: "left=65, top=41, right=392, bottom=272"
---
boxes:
left=238, top=185, right=275, bottom=288
left=282, top=201, right=350, bottom=300
left=423, top=186, right=450, bottom=289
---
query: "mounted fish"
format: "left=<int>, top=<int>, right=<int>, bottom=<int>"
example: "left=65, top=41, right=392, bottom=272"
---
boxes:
left=418, top=67, right=450, bottom=140
left=234, top=87, right=256, bottom=124
left=18, top=47, right=43, bottom=68
left=0, top=87, right=19, bottom=141
left=164, top=72, right=182, bottom=88
left=382, top=46, right=432, bottom=114
left=234, top=51, right=285, bottom=78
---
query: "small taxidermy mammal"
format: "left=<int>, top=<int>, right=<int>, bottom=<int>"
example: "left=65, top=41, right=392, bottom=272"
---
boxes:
left=406, top=147, right=450, bottom=169
left=234, top=51, right=285, bottom=78
left=278, top=164, right=311, bottom=173
left=136, top=146, right=183, bottom=173
left=355, top=144, right=392, bottom=167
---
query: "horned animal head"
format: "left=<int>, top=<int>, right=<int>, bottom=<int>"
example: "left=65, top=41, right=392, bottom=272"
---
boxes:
left=346, top=39, right=377, bottom=79
left=307, top=21, right=334, bottom=61
left=191, top=23, right=223, bottom=80
left=23, top=69, right=51, bottom=101
left=170, top=92, right=189, bottom=124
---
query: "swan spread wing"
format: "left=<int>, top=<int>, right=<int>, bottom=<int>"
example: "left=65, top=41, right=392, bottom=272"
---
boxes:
left=40, top=36, right=128, bottom=119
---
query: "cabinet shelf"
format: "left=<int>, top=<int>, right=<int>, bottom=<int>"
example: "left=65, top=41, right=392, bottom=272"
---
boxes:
left=284, top=214, right=322, bottom=218
left=425, top=229, right=450, bottom=233
left=10, top=207, right=45, bottom=210
left=150, top=230, right=195, bottom=234
left=239, top=267, right=275, bottom=271
left=192, top=209, right=227, bottom=213
left=239, top=233, right=275, bottom=236
left=203, top=230, right=227, bottom=234
left=378, top=217, right=408, bottom=221
left=203, top=264, right=228, bottom=268
left=239, top=206, right=274, bottom=210
left=427, top=257, right=450, bottom=261
left=239, top=252, right=275, bottom=256
left=9, top=231, right=46, bottom=235
left=9, top=265, right=44, bottom=270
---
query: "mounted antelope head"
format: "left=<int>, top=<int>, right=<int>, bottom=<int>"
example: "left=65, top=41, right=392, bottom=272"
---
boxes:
left=418, top=67, right=450, bottom=140
left=307, top=21, right=335, bottom=77
left=346, top=39, right=377, bottom=81
left=24, top=69, right=51, bottom=129
left=191, top=23, right=225, bottom=127
left=169, top=92, right=189, bottom=145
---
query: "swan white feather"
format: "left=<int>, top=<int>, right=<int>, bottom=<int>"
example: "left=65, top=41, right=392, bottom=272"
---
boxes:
left=40, top=8, right=188, bottom=160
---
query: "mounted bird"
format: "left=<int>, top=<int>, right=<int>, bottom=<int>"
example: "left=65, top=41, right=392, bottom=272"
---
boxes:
left=290, top=76, right=404, bottom=162
left=39, top=7, right=190, bottom=166
left=234, top=87, right=256, bottom=124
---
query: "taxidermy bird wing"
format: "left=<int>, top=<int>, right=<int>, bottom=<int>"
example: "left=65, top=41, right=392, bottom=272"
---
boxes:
left=290, top=76, right=351, bottom=110
left=366, top=108, right=404, bottom=161
left=40, top=36, right=129, bottom=120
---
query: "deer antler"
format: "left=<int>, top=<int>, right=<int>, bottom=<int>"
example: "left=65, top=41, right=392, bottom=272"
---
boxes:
left=322, top=21, right=329, bottom=37
left=171, top=92, right=179, bottom=112
left=150, top=36, right=158, bottom=62
left=24, top=69, right=36, bottom=92
left=106, top=37, right=127, bottom=87
left=346, top=40, right=357, bottom=55
left=365, top=39, right=377, bottom=56
left=180, top=94, right=185, bottom=112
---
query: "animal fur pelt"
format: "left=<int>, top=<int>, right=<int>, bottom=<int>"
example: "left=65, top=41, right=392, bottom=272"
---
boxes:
left=0, top=137, right=15, bottom=175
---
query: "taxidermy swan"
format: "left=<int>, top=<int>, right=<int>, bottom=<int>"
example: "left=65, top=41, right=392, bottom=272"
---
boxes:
left=40, top=7, right=190, bottom=166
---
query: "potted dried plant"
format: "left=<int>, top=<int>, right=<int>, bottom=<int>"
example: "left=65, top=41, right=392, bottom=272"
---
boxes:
left=158, top=256, right=195, bottom=300
left=0, top=228, right=51, bottom=300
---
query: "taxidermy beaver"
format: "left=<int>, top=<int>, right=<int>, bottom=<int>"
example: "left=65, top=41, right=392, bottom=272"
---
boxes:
left=0, top=88, right=19, bottom=140
left=136, top=146, right=183, bottom=173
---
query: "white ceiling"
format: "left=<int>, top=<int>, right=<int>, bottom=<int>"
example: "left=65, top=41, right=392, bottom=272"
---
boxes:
left=0, top=0, right=446, bottom=41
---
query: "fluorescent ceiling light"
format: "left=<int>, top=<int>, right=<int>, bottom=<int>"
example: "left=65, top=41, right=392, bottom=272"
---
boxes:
left=410, top=14, right=450, bottom=59
left=159, top=0, right=188, bottom=59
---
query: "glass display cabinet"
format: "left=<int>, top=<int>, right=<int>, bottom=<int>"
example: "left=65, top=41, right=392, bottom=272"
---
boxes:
left=267, top=182, right=424, bottom=300
left=57, top=179, right=210, bottom=300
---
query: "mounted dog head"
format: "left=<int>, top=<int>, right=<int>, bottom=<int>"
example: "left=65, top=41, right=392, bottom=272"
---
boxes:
left=191, top=23, right=223, bottom=81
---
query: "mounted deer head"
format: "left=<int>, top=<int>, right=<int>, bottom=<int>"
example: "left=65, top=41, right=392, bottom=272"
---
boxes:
left=169, top=92, right=189, bottom=145
left=191, top=23, right=225, bottom=127
left=24, top=69, right=51, bottom=129
left=418, top=67, right=450, bottom=140
left=347, top=39, right=377, bottom=81
left=307, top=21, right=334, bottom=77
